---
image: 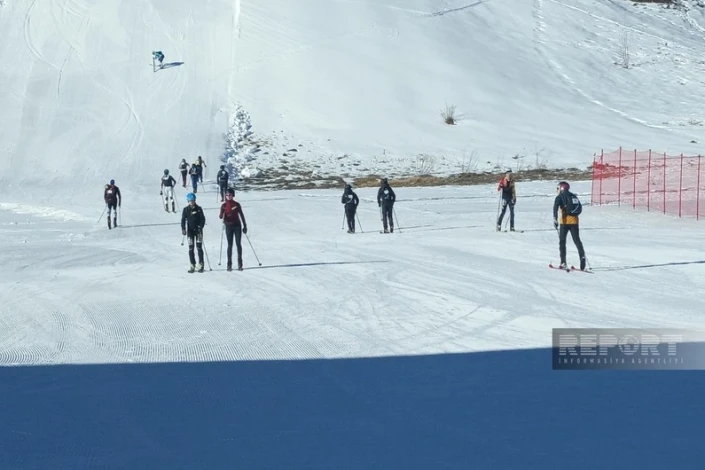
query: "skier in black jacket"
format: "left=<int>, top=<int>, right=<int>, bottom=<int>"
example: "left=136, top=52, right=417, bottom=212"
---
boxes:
left=217, top=165, right=230, bottom=202
left=181, top=192, right=206, bottom=273
left=341, top=184, right=359, bottom=233
left=377, top=178, right=396, bottom=233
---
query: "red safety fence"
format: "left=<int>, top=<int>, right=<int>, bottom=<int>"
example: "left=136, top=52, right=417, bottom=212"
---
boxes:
left=591, top=147, right=705, bottom=220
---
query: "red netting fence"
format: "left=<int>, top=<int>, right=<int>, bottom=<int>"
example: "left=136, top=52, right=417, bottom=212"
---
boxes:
left=591, top=148, right=705, bottom=220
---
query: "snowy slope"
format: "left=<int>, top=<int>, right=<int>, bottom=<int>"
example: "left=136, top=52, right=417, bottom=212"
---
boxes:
left=1, top=182, right=704, bottom=467
left=3, top=0, right=705, bottom=192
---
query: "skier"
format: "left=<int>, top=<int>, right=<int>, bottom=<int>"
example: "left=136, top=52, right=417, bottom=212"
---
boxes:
left=196, top=156, right=206, bottom=183
left=189, top=162, right=199, bottom=193
left=341, top=184, right=359, bottom=233
left=104, top=179, right=121, bottom=229
left=153, top=51, right=165, bottom=67
left=553, top=181, right=586, bottom=270
left=178, top=159, right=189, bottom=188
left=496, top=169, right=516, bottom=231
left=217, top=165, right=230, bottom=202
left=181, top=192, right=206, bottom=273
left=219, top=187, right=248, bottom=271
left=160, top=169, right=177, bottom=212
left=377, top=178, right=396, bottom=233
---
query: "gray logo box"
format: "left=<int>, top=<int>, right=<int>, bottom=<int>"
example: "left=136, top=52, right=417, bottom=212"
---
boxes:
left=552, top=328, right=705, bottom=370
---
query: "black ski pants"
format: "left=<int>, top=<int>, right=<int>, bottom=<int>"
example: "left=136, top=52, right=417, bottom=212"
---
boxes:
left=381, top=203, right=394, bottom=231
left=181, top=171, right=188, bottom=187
left=219, top=183, right=228, bottom=201
left=187, top=230, right=204, bottom=265
left=225, top=224, right=243, bottom=267
left=345, top=204, right=357, bottom=232
left=559, top=224, right=585, bottom=263
left=497, top=197, right=515, bottom=228
left=107, top=202, right=118, bottom=228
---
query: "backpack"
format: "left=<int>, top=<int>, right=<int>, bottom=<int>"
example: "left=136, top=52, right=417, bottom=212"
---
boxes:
left=565, top=191, right=582, bottom=216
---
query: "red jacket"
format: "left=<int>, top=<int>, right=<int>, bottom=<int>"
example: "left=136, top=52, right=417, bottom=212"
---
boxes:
left=219, top=200, right=246, bottom=226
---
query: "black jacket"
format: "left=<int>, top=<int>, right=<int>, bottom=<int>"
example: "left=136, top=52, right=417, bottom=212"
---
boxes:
left=377, top=185, right=396, bottom=205
left=181, top=204, right=206, bottom=233
left=217, top=169, right=229, bottom=184
left=341, top=190, right=359, bottom=206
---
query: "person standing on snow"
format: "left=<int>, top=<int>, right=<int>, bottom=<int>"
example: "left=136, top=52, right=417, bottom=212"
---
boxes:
left=196, top=156, right=206, bottom=183
left=217, top=165, right=230, bottom=202
left=377, top=178, right=396, bottom=233
left=178, top=159, right=190, bottom=188
left=104, top=179, right=121, bottom=229
left=181, top=192, right=206, bottom=273
left=553, top=181, right=586, bottom=270
left=496, top=169, right=516, bottom=231
left=160, top=169, right=177, bottom=212
left=189, top=162, right=199, bottom=193
left=341, top=184, right=359, bottom=233
left=219, top=187, right=248, bottom=271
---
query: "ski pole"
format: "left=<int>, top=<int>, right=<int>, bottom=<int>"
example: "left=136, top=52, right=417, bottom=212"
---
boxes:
left=393, top=207, right=402, bottom=233
left=356, top=212, right=364, bottom=233
left=201, top=231, right=213, bottom=271
left=181, top=232, right=185, bottom=246
left=341, top=211, right=345, bottom=230
left=97, top=204, right=107, bottom=223
left=245, top=232, right=262, bottom=266
left=218, top=224, right=224, bottom=265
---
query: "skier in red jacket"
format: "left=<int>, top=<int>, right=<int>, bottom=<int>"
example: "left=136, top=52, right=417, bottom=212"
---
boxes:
left=219, top=187, right=248, bottom=271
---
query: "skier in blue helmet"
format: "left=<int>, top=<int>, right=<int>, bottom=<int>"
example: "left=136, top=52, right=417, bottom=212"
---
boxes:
left=181, top=192, right=205, bottom=272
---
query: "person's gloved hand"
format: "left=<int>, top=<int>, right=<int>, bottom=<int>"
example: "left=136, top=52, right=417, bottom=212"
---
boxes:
left=182, top=229, right=186, bottom=236
left=553, top=219, right=559, bottom=230
left=243, top=226, right=248, bottom=234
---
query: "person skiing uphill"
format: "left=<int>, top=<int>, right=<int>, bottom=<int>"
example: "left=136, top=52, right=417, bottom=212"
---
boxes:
left=160, top=169, right=177, bottom=212
left=181, top=192, right=206, bottom=273
left=553, top=181, right=586, bottom=270
left=196, top=156, right=206, bottom=183
left=217, top=165, right=230, bottom=202
left=153, top=51, right=164, bottom=67
left=341, top=184, right=359, bottom=233
left=178, top=159, right=189, bottom=188
left=219, top=187, right=248, bottom=271
left=104, top=179, right=121, bottom=229
left=377, top=178, right=396, bottom=233
left=189, top=162, right=199, bottom=193
left=496, top=169, right=516, bottom=231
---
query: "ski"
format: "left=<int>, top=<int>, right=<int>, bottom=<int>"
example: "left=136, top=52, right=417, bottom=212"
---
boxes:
left=502, top=230, right=524, bottom=233
left=571, top=266, right=594, bottom=274
left=548, top=263, right=571, bottom=273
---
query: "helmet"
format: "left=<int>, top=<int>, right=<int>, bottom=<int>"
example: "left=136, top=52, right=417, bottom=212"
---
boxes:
left=164, top=169, right=169, bottom=175
left=181, top=158, right=186, bottom=162
left=558, top=181, right=570, bottom=191
left=505, top=168, right=513, bottom=174
left=381, top=178, right=388, bottom=185
left=186, top=193, right=196, bottom=202
left=110, top=179, right=115, bottom=185
left=345, top=184, right=351, bottom=190
left=226, top=187, right=235, bottom=196
left=220, top=165, right=225, bottom=170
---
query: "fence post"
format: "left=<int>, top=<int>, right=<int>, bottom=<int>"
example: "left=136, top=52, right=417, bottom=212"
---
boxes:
left=679, top=153, right=684, bottom=218
left=599, top=150, right=604, bottom=206
left=632, top=149, right=637, bottom=209
left=617, top=147, right=622, bottom=206
left=663, top=152, right=667, bottom=214
left=647, top=150, right=652, bottom=212
left=697, top=155, right=702, bottom=221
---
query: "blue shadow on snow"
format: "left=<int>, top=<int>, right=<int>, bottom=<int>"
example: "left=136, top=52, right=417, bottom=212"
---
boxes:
left=1, top=347, right=704, bottom=469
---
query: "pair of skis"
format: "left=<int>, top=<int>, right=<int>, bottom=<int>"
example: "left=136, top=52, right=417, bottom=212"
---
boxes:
left=548, top=263, right=593, bottom=274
